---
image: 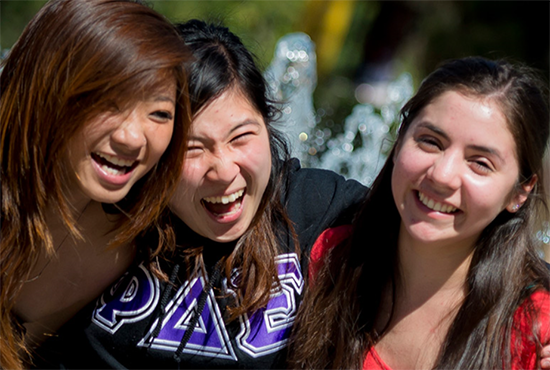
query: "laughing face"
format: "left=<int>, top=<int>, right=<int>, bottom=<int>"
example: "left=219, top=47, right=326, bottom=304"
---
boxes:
left=66, top=82, right=177, bottom=204
left=391, top=90, right=532, bottom=251
left=169, top=88, right=272, bottom=243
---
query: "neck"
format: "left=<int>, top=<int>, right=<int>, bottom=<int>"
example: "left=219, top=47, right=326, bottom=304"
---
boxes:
left=45, top=195, right=94, bottom=250
left=396, top=224, right=474, bottom=302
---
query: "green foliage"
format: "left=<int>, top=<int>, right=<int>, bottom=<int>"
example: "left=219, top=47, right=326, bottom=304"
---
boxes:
left=1, top=1, right=47, bottom=49
left=149, top=1, right=307, bottom=69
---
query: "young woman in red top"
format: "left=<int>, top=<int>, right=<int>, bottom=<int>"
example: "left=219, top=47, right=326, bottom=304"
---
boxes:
left=290, top=57, right=550, bottom=369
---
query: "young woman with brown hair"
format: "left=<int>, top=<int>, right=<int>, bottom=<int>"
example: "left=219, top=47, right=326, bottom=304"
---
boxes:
left=289, top=57, right=550, bottom=369
left=0, top=0, right=191, bottom=368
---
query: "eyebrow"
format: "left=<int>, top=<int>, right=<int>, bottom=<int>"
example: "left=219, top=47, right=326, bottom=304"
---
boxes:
left=417, top=122, right=505, bottom=162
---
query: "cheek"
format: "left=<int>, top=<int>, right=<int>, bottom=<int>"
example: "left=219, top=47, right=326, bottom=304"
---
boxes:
left=148, top=124, right=174, bottom=158
left=240, top=137, right=272, bottom=180
left=393, top=149, right=421, bottom=184
left=67, top=131, right=90, bottom=169
left=391, top=162, right=407, bottom=208
left=180, top=161, right=203, bottom=190
left=391, top=148, right=428, bottom=206
left=244, top=138, right=270, bottom=160
left=254, top=144, right=272, bottom=186
left=463, top=176, right=514, bottom=212
left=170, top=171, right=199, bottom=220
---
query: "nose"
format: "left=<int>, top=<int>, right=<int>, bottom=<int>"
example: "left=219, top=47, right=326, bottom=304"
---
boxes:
left=205, top=151, right=240, bottom=184
left=426, top=151, right=462, bottom=191
left=111, top=111, right=147, bottom=153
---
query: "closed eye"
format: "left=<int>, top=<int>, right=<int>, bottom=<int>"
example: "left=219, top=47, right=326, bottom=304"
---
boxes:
left=185, top=147, right=203, bottom=159
left=231, top=132, right=254, bottom=144
left=185, top=140, right=204, bottom=157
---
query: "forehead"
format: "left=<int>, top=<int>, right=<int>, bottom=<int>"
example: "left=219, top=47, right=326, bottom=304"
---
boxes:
left=412, top=90, right=517, bottom=156
left=415, top=91, right=510, bottom=133
left=191, top=88, right=264, bottom=132
left=111, top=72, right=178, bottom=110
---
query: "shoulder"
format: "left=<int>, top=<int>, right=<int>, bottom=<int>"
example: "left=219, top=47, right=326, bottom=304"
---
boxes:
left=283, top=157, right=367, bottom=226
left=285, top=158, right=367, bottom=198
left=280, top=158, right=366, bottom=256
left=308, top=225, right=353, bottom=281
left=511, top=289, right=550, bottom=369
left=514, top=290, right=550, bottom=327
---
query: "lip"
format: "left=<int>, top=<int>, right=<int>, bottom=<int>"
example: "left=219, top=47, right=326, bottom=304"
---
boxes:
left=92, top=156, right=138, bottom=187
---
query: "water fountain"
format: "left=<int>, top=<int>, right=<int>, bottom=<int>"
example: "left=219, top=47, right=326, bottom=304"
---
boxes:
left=265, top=32, right=413, bottom=186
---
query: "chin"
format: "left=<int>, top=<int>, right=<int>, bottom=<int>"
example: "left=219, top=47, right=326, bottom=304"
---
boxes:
left=210, top=233, right=243, bottom=244
left=83, top=188, right=129, bottom=204
left=209, top=227, right=247, bottom=244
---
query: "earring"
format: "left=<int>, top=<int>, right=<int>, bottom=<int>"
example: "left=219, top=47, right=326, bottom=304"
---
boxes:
left=511, top=204, right=520, bottom=212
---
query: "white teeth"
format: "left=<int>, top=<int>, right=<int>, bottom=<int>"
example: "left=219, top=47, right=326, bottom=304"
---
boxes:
left=102, top=165, right=124, bottom=176
left=95, top=153, right=135, bottom=167
left=203, top=189, right=244, bottom=204
left=418, top=191, right=457, bottom=214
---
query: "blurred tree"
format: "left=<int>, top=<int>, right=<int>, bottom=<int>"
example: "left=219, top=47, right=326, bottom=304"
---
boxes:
left=148, top=1, right=307, bottom=70
left=398, top=1, right=549, bottom=81
left=2, top=0, right=547, bottom=135
left=301, top=0, right=357, bottom=76
left=1, top=1, right=47, bottom=49
left=4, top=1, right=546, bottom=81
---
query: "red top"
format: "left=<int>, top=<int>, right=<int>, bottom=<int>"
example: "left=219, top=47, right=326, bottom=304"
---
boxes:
left=310, top=227, right=550, bottom=370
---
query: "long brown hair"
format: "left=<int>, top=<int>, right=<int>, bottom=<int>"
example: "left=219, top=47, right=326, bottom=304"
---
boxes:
left=156, top=20, right=297, bottom=319
left=289, top=57, right=550, bottom=369
left=0, top=1, right=190, bottom=368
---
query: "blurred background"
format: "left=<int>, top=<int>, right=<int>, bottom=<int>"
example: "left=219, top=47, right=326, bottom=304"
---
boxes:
left=2, top=0, right=549, bottom=257
left=2, top=1, right=549, bottom=95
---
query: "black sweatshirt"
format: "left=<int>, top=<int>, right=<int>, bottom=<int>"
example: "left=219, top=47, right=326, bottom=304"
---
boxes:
left=33, top=159, right=367, bottom=369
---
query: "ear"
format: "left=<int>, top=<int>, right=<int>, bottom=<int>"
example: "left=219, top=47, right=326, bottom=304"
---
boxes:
left=506, top=175, right=537, bottom=213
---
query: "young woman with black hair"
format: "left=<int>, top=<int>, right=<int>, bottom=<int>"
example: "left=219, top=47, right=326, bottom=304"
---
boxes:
left=33, top=20, right=366, bottom=369
left=289, top=57, right=550, bottom=370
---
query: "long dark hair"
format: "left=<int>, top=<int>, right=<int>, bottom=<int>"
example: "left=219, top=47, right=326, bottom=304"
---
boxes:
left=163, top=20, right=296, bottom=319
left=0, top=1, right=190, bottom=368
left=289, top=57, right=550, bottom=369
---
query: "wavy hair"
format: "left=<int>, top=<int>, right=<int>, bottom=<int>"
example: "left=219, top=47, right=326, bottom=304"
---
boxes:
left=0, top=1, right=191, bottom=368
left=289, top=57, right=550, bottom=369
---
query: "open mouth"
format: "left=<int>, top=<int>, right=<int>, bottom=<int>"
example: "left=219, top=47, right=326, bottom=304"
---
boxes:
left=418, top=191, right=458, bottom=214
left=92, top=152, right=138, bottom=176
left=202, top=189, right=245, bottom=217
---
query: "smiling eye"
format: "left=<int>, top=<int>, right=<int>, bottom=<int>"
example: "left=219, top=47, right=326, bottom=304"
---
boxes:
left=416, top=136, right=442, bottom=151
left=150, top=110, right=174, bottom=122
left=185, top=139, right=205, bottom=156
left=231, top=132, right=253, bottom=144
left=470, top=159, right=494, bottom=174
